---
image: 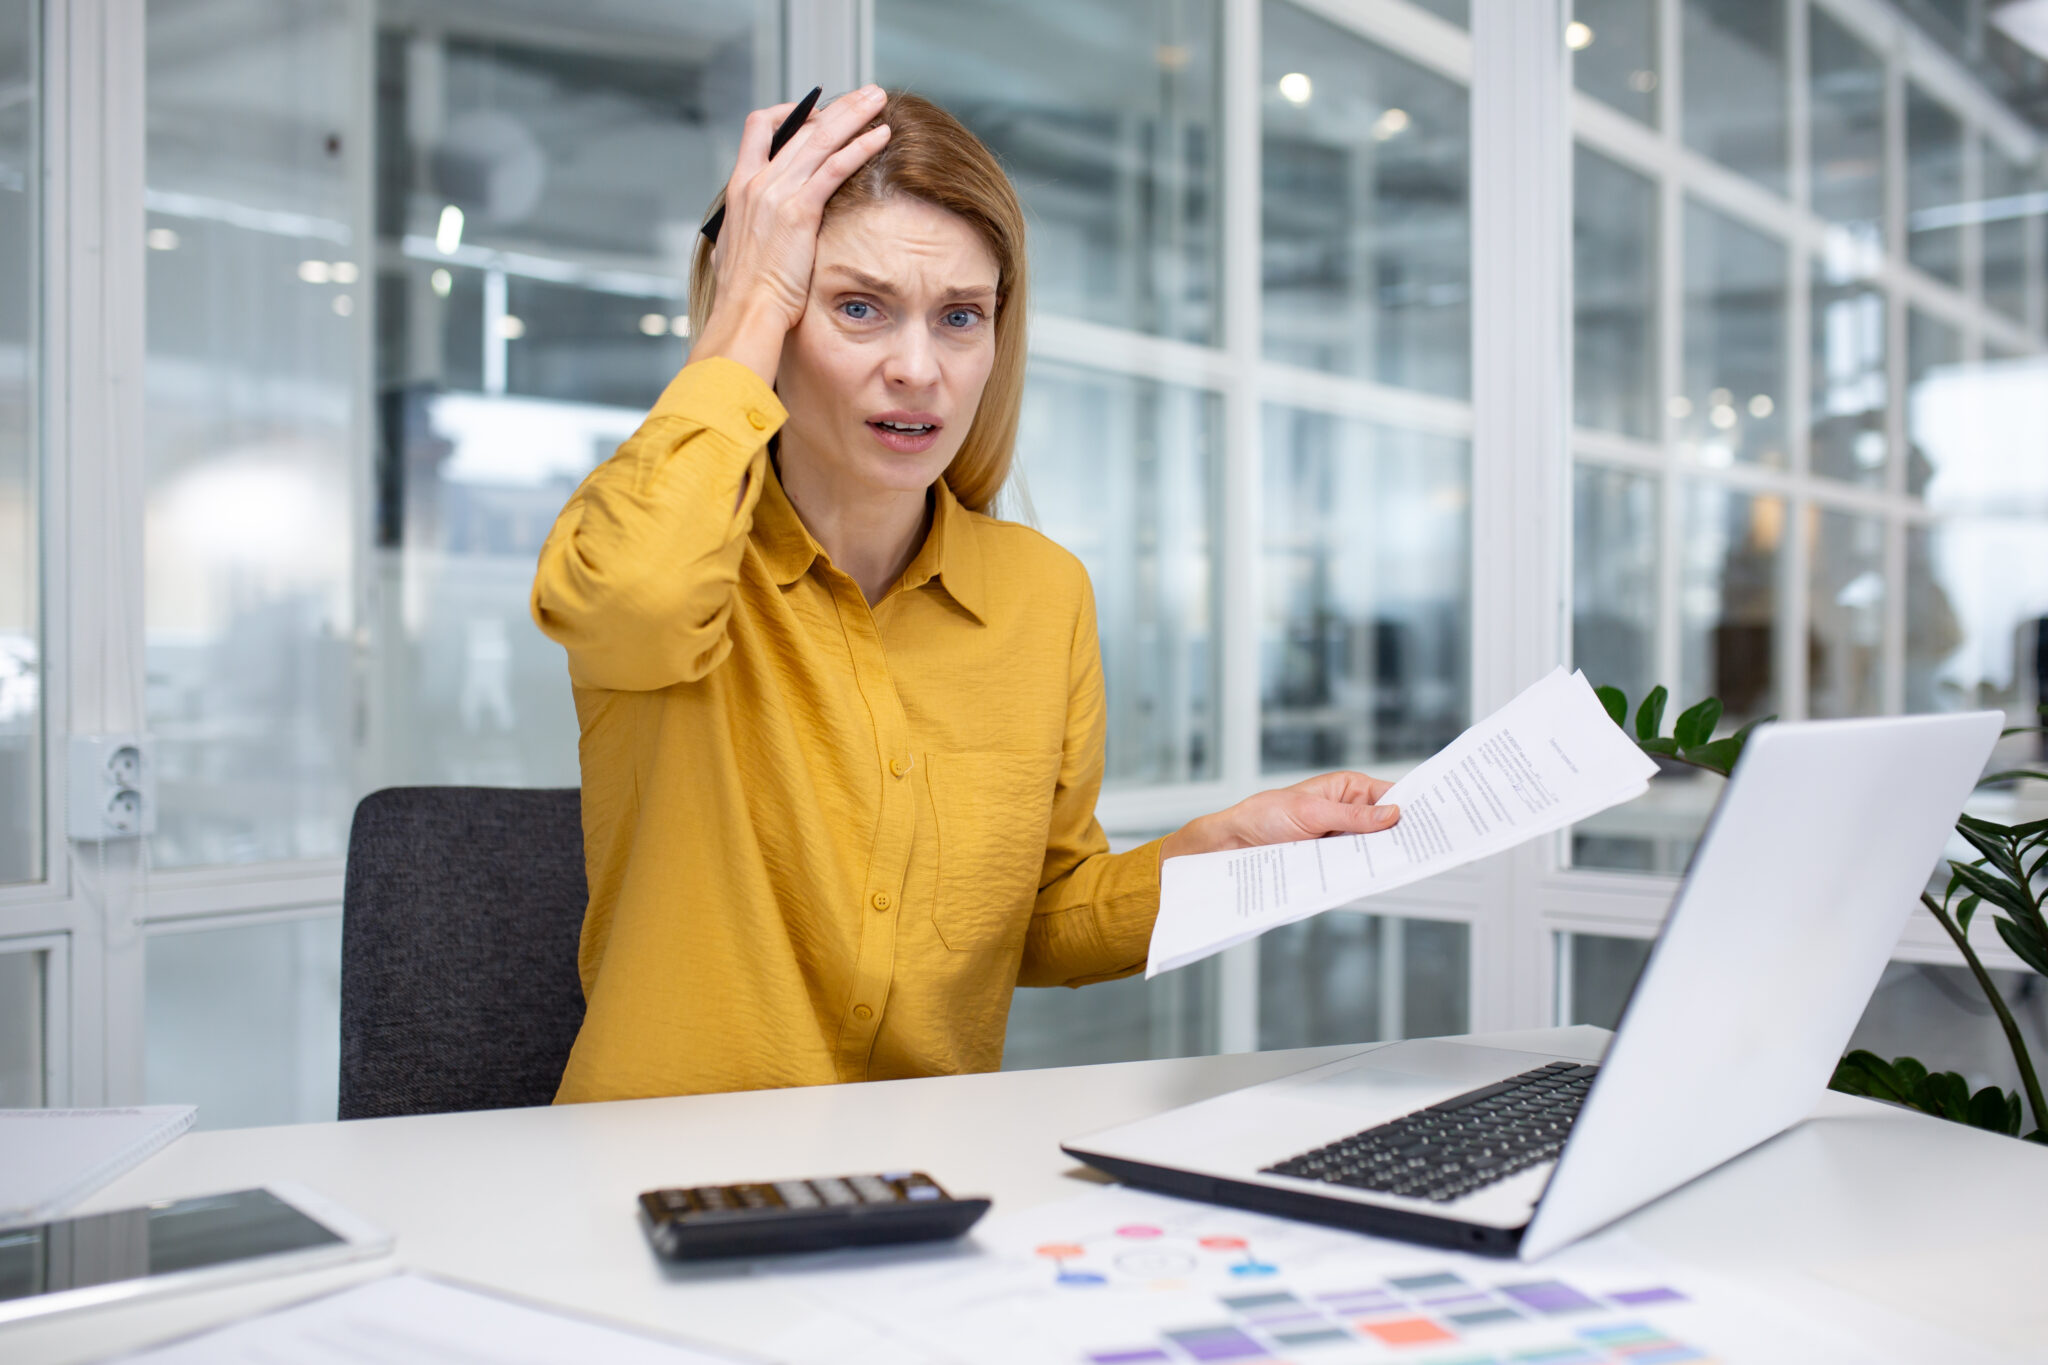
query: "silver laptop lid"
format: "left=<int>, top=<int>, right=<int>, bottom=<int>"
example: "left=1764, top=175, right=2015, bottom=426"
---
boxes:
left=1520, top=710, right=2004, bottom=1260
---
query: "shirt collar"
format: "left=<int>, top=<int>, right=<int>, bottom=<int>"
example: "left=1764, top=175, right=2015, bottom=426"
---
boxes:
left=755, top=462, right=987, bottom=625
left=755, top=459, right=823, bottom=587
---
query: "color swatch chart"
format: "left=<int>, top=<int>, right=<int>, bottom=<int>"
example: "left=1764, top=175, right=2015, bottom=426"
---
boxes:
left=775, top=1187, right=1895, bottom=1365
left=1076, top=1265, right=1706, bottom=1363
left=1043, top=1219, right=1709, bottom=1365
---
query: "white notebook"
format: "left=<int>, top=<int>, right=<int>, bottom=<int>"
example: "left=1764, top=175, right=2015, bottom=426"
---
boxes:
left=0, top=1105, right=196, bottom=1227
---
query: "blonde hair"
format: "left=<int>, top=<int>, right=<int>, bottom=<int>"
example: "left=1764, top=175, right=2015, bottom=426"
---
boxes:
left=689, top=91, right=1028, bottom=514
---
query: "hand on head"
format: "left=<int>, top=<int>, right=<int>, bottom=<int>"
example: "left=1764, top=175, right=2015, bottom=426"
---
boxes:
left=693, top=85, right=892, bottom=382
left=1163, top=772, right=1400, bottom=861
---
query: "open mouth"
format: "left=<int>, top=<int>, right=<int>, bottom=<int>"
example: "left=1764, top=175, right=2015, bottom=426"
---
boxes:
left=866, top=415, right=944, bottom=453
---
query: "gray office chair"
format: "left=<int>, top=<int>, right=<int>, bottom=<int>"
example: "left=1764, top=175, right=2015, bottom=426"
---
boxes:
left=339, top=787, right=588, bottom=1119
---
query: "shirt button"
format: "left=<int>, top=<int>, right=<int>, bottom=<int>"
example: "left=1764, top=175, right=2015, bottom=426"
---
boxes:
left=747, top=409, right=768, bottom=430
left=889, top=756, right=913, bottom=778
left=853, top=1004, right=874, bottom=1021
left=870, top=891, right=892, bottom=912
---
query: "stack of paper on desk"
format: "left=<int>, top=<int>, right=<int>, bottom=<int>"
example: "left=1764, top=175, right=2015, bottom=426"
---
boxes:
left=1148, top=668, right=1658, bottom=976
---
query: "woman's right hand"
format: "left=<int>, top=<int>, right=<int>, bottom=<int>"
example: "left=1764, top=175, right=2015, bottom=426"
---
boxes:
left=690, top=84, right=892, bottom=385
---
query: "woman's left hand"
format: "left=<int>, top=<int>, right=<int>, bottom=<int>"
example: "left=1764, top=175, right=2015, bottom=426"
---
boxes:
left=1162, top=771, right=1398, bottom=860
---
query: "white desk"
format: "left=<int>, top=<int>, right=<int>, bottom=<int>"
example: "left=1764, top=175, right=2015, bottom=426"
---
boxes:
left=8, top=1027, right=2046, bottom=1364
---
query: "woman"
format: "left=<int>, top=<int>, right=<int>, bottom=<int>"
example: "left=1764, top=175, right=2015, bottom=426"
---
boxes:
left=531, top=86, right=1400, bottom=1103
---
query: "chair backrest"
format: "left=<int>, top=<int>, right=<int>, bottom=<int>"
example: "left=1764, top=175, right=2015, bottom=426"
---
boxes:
left=339, top=786, right=587, bottom=1119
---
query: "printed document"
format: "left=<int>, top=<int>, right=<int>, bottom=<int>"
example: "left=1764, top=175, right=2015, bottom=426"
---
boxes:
left=118, top=1273, right=751, bottom=1363
left=1148, top=668, right=1658, bottom=976
left=762, top=1185, right=1965, bottom=1365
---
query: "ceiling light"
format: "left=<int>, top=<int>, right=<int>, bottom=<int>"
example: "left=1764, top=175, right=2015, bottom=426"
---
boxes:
left=671, top=315, right=690, bottom=337
left=430, top=268, right=452, bottom=297
left=1278, top=72, right=1313, bottom=105
left=331, top=261, right=359, bottom=285
left=331, top=294, right=353, bottom=317
left=639, top=313, right=668, bottom=336
left=1372, top=107, right=1410, bottom=140
left=298, top=259, right=331, bottom=284
left=145, top=227, right=179, bottom=251
left=1566, top=21, right=1594, bottom=50
left=498, top=315, right=525, bottom=340
left=436, top=204, right=465, bottom=255
left=1747, top=394, right=1774, bottom=418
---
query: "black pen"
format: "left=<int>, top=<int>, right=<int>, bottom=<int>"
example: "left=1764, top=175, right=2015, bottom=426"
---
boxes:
left=700, top=85, right=825, bottom=245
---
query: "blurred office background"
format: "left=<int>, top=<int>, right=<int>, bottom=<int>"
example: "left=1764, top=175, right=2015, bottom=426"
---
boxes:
left=1, top=0, right=2044, bottom=1125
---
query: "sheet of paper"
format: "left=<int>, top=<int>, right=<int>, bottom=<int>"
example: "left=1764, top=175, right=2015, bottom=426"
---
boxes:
left=0, top=1105, right=195, bottom=1227
left=1148, top=668, right=1658, bottom=976
left=763, top=1185, right=1954, bottom=1365
left=115, top=1272, right=753, bottom=1364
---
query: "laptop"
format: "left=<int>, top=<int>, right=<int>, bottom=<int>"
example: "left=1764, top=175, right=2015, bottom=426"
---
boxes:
left=1063, top=711, right=2005, bottom=1260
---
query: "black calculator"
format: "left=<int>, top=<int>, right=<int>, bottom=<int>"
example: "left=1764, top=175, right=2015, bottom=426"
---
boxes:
left=638, top=1171, right=991, bottom=1260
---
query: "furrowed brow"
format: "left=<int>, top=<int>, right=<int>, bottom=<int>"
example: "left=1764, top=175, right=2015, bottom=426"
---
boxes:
left=822, top=265, right=996, bottom=301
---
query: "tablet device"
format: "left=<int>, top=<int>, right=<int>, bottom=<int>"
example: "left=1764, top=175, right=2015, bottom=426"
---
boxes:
left=0, top=1182, right=390, bottom=1326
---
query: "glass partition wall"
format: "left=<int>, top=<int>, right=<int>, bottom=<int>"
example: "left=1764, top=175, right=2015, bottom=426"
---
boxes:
left=133, top=0, right=782, bottom=1125
left=876, top=0, right=1480, bottom=1060
left=5, top=0, right=2043, bottom=1118
left=1562, top=0, right=2048, bottom=1086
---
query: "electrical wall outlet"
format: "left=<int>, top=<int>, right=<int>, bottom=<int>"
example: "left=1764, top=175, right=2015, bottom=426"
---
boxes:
left=69, top=735, right=157, bottom=840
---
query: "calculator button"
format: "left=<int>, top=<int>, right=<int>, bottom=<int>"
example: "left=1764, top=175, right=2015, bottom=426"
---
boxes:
left=813, top=1178, right=859, bottom=1206
left=697, top=1187, right=732, bottom=1210
left=656, top=1189, right=691, bottom=1211
left=881, top=1171, right=912, bottom=1182
left=774, top=1181, right=821, bottom=1208
left=849, top=1175, right=898, bottom=1203
left=735, top=1185, right=772, bottom=1209
left=906, top=1185, right=941, bottom=1201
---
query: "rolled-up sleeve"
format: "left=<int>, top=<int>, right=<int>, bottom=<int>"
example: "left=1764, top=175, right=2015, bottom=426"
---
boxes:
left=1018, top=579, right=1163, bottom=988
left=531, top=357, right=787, bottom=692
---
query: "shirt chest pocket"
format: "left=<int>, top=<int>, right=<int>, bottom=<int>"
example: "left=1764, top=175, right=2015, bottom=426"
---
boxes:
left=924, top=750, right=1059, bottom=951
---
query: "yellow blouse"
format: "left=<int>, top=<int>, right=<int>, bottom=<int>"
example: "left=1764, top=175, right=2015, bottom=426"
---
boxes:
left=530, top=357, right=1163, bottom=1102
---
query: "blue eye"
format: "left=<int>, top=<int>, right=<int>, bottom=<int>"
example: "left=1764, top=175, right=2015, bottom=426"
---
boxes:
left=944, top=309, right=980, bottom=329
left=841, top=300, right=874, bottom=320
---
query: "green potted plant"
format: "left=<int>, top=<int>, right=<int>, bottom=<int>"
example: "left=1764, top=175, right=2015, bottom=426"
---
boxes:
left=1594, top=685, right=2047, bottom=1145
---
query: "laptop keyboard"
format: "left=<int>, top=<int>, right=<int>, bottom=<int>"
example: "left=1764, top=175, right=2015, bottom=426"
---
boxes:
left=1262, top=1060, right=1599, bottom=1204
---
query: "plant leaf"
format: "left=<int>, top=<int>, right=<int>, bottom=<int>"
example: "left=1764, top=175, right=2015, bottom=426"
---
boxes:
left=1949, top=862, right=2032, bottom=918
left=1638, top=736, right=1678, bottom=756
left=1891, top=1055, right=1929, bottom=1089
left=1920, top=1070, right=1971, bottom=1120
left=1955, top=822, right=2023, bottom=882
left=1994, top=914, right=2048, bottom=978
left=1830, top=1051, right=1905, bottom=1102
left=1682, top=737, right=1742, bottom=775
left=1595, top=685, right=1628, bottom=727
left=1673, top=697, right=1723, bottom=749
left=1956, top=893, right=1981, bottom=937
left=1635, top=685, right=1668, bottom=742
left=1967, top=1084, right=2021, bottom=1135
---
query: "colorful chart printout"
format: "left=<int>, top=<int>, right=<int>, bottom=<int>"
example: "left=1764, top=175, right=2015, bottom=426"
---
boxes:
left=768, top=1187, right=1931, bottom=1365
